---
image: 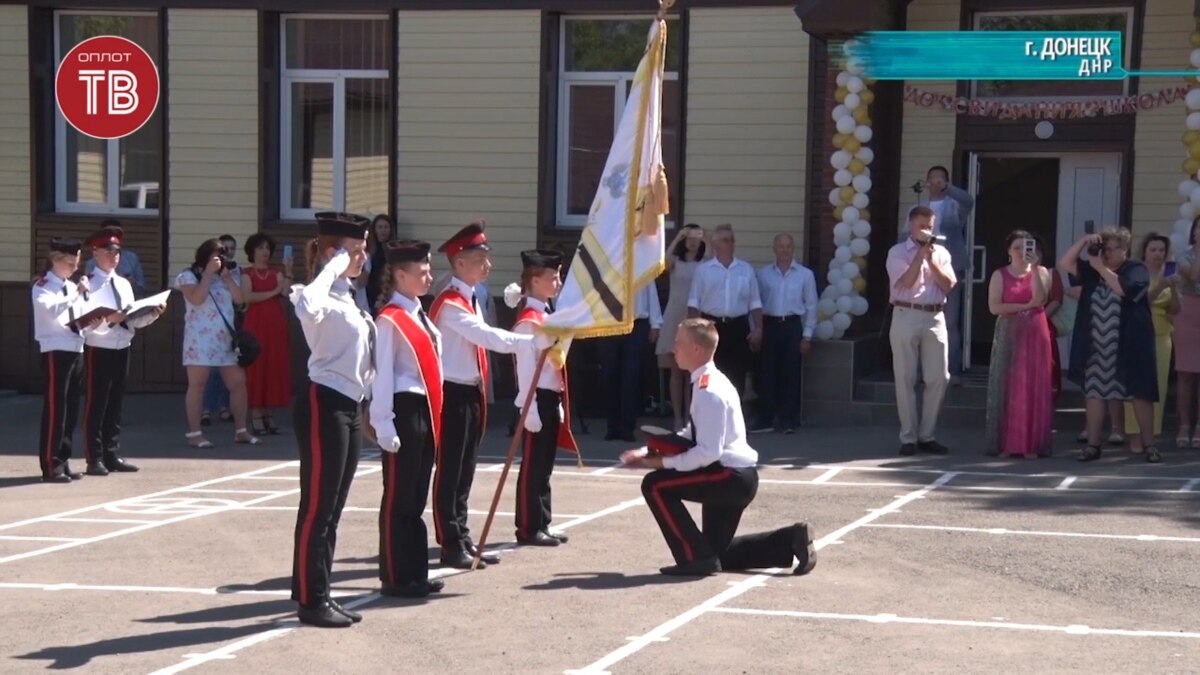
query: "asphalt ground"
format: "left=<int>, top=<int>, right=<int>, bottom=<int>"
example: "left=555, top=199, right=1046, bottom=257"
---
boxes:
left=1, top=393, right=1199, bottom=674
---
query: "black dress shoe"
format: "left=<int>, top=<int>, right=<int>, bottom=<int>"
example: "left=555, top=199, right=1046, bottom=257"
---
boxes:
left=441, top=549, right=484, bottom=570
left=517, top=531, right=560, bottom=547
left=792, top=522, right=817, bottom=576
left=660, top=556, right=721, bottom=577
left=899, top=443, right=917, bottom=456
left=60, top=463, right=84, bottom=480
left=919, top=440, right=949, bottom=455
left=297, top=602, right=353, bottom=628
left=104, top=456, right=140, bottom=473
left=85, top=461, right=109, bottom=477
left=381, top=579, right=445, bottom=599
left=329, top=599, right=362, bottom=623
left=543, top=529, right=569, bottom=544
left=466, top=543, right=500, bottom=564
left=42, top=473, right=71, bottom=484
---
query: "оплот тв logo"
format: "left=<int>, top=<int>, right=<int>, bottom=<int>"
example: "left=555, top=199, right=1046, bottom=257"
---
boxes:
left=55, top=35, right=160, bottom=140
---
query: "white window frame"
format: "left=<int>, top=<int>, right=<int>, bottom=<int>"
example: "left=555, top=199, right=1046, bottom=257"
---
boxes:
left=971, top=6, right=1135, bottom=101
left=53, top=10, right=160, bottom=215
left=279, top=13, right=389, bottom=221
left=556, top=15, right=680, bottom=228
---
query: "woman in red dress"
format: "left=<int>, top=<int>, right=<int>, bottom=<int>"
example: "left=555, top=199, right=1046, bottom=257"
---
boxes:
left=240, top=233, right=293, bottom=434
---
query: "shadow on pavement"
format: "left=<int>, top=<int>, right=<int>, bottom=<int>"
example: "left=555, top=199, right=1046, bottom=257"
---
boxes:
left=15, top=625, right=264, bottom=670
left=138, top=598, right=295, bottom=625
left=522, top=571, right=699, bottom=591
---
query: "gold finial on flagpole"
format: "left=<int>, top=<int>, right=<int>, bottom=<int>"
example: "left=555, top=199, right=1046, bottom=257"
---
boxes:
left=657, top=0, right=675, bottom=20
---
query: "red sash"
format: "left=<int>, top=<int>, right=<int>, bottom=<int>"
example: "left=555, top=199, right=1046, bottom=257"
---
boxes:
left=514, top=307, right=579, bottom=453
left=429, top=288, right=489, bottom=431
left=377, top=304, right=444, bottom=450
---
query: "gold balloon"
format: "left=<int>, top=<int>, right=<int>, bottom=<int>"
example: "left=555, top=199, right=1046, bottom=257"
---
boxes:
left=834, top=206, right=845, bottom=220
left=833, top=133, right=848, bottom=148
left=860, top=89, right=875, bottom=105
left=848, top=158, right=866, bottom=174
left=1185, top=158, right=1200, bottom=176
left=852, top=255, right=868, bottom=269
left=843, top=137, right=862, bottom=154
left=852, top=277, right=868, bottom=293
left=853, top=108, right=872, bottom=125
left=1186, top=130, right=1200, bottom=145
left=1191, top=29, right=1200, bottom=47
left=1190, top=143, right=1200, bottom=160
left=835, top=87, right=848, bottom=103
left=860, top=209, right=872, bottom=222
left=839, top=186, right=856, bottom=204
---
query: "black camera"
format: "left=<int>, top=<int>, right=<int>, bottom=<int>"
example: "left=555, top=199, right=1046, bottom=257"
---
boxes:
left=1087, top=243, right=1102, bottom=257
left=220, top=255, right=238, bottom=271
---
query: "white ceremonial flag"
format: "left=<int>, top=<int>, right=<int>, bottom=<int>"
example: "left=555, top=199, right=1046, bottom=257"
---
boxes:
left=541, top=17, right=670, bottom=367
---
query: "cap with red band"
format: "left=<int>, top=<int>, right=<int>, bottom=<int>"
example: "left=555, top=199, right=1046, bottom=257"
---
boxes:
left=86, top=226, right=124, bottom=250
left=645, top=432, right=695, bottom=457
left=437, top=222, right=489, bottom=261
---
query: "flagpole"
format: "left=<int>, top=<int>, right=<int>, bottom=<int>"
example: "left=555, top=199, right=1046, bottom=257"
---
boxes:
left=472, top=348, right=551, bottom=571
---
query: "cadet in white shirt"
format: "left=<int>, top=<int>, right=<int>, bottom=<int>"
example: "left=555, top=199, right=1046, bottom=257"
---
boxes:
left=370, top=240, right=450, bottom=598
left=621, top=318, right=817, bottom=577
left=686, top=223, right=763, bottom=397
left=752, top=233, right=818, bottom=434
left=429, top=222, right=541, bottom=569
left=32, top=237, right=101, bottom=483
left=510, top=250, right=579, bottom=546
left=289, top=212, right=376, bottom=629
left=598, top=277, right=663, bottom=442
left=81, top=225, right=165, bottom=476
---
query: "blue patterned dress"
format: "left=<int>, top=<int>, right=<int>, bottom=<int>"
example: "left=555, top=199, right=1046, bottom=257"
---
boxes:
left=1084, top=283, right=1127, bottom=400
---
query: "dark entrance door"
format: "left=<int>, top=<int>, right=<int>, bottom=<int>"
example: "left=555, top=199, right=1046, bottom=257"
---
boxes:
left=970, top=157, right=1060, bottom=366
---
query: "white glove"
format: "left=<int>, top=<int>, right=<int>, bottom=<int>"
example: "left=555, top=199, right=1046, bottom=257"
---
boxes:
left=556, top=403, right=565, bottom=423
left=383, top=435, right=401, bottom=453
left=503, top=282, right=523, bottom=309
left=533, top=330, right=555, bottom=351
left=325, top=249, right=351, bottom=276
left=524, top=405, right=543, bottom=433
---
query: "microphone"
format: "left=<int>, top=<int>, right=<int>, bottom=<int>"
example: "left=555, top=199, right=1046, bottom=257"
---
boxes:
left=69, top=270, right=89, bottom=300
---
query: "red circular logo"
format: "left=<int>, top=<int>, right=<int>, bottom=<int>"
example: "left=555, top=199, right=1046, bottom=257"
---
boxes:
left=55, top=35, right=159, bottom=140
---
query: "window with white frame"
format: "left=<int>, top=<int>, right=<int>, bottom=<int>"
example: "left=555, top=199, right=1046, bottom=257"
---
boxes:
left=281, top=15, right=390, bottom=220
left=972, top=8, right=1133, bottom=99
left=55, top=12, right=161, bottom=214
left=557, top=17, right=682, bottom=227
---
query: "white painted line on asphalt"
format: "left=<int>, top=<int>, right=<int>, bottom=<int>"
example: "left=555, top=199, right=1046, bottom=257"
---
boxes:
left=0, top=535, right=80, bottom=542
left=239, top=476, right=299, bottom=481
left=182, top=488, right=290, bottom=495
left=811, top=467, right=843, bottom=484
left=143, top=496, right=648, bottom=675
left=52, top=517, right=156, bottom=524
left=1056, top=476, right=1077, bottom=490
left=0, top=581, right=361, bottom=598
left=709, top=607, right=1200, bottom=639
left=803, top=462, right=1200, bottom=485
left=1181, top=479, right=1199, bottom=493
left=864, top=523, right=1200, bottom=544
left=236, top=505, right=587, bottom=518
left=565, top=472, right=959, bottom=675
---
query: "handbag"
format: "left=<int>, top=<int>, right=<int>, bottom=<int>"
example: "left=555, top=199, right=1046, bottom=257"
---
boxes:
left=1051, top=295, right=1077, bottom=338
left=209, top=289, right=260, bottom=368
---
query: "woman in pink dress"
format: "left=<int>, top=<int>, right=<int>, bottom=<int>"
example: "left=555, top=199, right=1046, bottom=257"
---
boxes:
left=984, top=230, right=1054, bottom=458
left=239, top=233, right=293, bottom=435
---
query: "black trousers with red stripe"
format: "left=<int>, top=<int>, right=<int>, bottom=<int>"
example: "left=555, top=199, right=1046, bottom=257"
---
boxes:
left=641, top=464, right=797, bottom=569
left=39, top=350, right=84, bottom=478
left=515, top=389, right=561, bottom=539
left=291, top=382, right=361, bottom=608
left=84, top=345, right=129, bottom=465
left=434, top=381, right=483, bottom=554
left=379, top=392, right=436, bottom=586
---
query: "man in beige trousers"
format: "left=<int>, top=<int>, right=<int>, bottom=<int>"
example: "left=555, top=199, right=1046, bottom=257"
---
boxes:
left=886, top=205, right=957, bottom=456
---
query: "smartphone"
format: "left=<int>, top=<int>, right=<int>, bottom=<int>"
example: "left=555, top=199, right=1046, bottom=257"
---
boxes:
left=1083, top=219, right=1095, bottom=235
left=1023, top=238, right=1036, bottom=260
left=1166, top=261, right=1178, bottom=277
left=282, top=244, right=293, bottom=260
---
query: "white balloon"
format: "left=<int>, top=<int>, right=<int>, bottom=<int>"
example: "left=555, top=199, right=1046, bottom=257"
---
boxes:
left=829, top=187, right=844, bottom=206
left=836, top=115, right=857, bottom=135
left=1188, top=88, right=1200, bottom=111
left=1188, top=112, right=1200, bottom=130
left=818, top=298, right=837, bottom=317
left=850, top=238, right=871, bottom=257
left=835, top=245, right=852, bottom=263
left=846, top=76, right=864, bottom=93
left=851, top=296, right=869, bottom=316
left=842, top=207, right=860, bottom=224
left=836, top=278, right=854, bottom=295
left=1190, top=189, right=1200, bottom=209
left=834, top=230, right=852, bottom=246
left=843, top=39, right=858, bottom=54
left=852, top=220, right=872, bottom=238
left=844, top=93, right=860, bottom=110
left=846, top=57, right=865, bottom=76
left=827, top=267, right=844, bottom=285
left=815, top=321, right=835, bottom=341
left=1181, top=179, right=1200, bottom=198
left=852, top=175, right=872, bottom=193
left=842, top=262, right=861, bottom=279
left=852, top=192, right=870, bottom=210
left=831, top=312, right=852, bottom=331
left=833, top=221, right=852, bottom=240
left=834, top=169, right=853, bottom=187
left=853, top=125, right=873, bottom=144
left=1192, top=48, right=1200, bottom=70
left=856, top=147, right=875, bottom=165
left=832, top=104, right=849, bottom=121
left=1182, top=202, right=1196, bottom=220
left=836, top=71, right=850, bottom=87
left=1177, top=218, right=1194, bottom=237
left=1172, top=233, right=1188, bottom=253
left=831, top=150, right=852, bottom=170
left=836, top=295, right=853, bottom=314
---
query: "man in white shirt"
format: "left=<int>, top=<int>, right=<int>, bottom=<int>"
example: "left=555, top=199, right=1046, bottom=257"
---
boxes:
left=621, top=318, right=817, bottom=577
left=84, top=219, right=146, bottom=296
left=752, top=233, right=817, bottom=434
left=598, top=281, right=663, bottom=442
left=687, top=223, right=763, bottom=398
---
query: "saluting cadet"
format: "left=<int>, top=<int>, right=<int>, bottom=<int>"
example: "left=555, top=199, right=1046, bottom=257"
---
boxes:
left=509, top=250, right=578, bottom=546
left=33, top=237, right=101, bottom=483
left=430, top=221, right=544, bottom=569
left=290, top=212, right=375, bottom=629
left=621, top=318, right=818, bottom=577
left=369, top=240, right=447, bottom=599
left=81, top=225, right=165, bottom=476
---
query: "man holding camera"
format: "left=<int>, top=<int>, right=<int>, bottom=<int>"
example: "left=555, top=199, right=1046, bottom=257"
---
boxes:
left=887, top=206, right=957, bottom=456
